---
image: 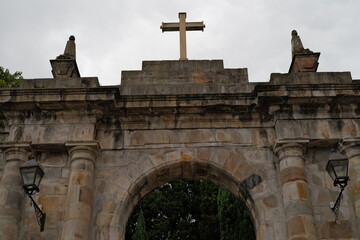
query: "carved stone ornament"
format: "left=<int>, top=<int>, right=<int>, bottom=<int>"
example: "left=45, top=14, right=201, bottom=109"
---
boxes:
left=289, top=30, right=320, bottom=73
left=50, top=35, right=80, bottom=78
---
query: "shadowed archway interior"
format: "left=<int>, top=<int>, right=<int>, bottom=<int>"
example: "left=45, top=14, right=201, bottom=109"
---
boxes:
left=125, top=178, right=256, bottom=239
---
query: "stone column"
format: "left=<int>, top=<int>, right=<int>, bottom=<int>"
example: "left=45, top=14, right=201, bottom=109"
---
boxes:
left=0, top=143, right=31, bottom=240
left=339, top=139, right=360, bottom=232
left=60, top=142, right=100, bottom=240
left=275, top=141, right=318, bottom=240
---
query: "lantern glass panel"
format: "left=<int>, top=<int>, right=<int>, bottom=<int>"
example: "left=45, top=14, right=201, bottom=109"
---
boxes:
left=326, top=158, right=349, bottom=180
left=333, top=163, right=348, bottom=178
left=20, top=167, right=36, bottom=186
left=326, top=161, right=336, bottom=181
left=34, top=167, right=44, bottom=187
left=328, top=168, right=336, bottom=181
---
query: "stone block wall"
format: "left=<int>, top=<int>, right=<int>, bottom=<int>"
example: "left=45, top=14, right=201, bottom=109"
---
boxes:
left=306, top=148, right=359, bottom=239
left=19, top=152, right=69, bottom=239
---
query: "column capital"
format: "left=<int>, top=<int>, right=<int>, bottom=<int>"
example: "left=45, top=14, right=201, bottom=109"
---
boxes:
left=338, top=138, right=360, bottom=159
left=0, top=141, right=32, bottom=163
left=65, top=141, right=101, bottom=164
left=274, top=139, right=309, bottom=156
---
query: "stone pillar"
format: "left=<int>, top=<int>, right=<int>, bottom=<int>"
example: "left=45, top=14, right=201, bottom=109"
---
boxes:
left=275, top=141, right=318, bottom=240
left=339, top=139, right=360, bottom=232
left=0, top=143, right=31, bottom=240
left=60, top=142, right=100, bottom=240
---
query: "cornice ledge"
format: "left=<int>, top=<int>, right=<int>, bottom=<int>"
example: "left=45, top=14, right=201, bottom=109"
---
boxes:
left=0, top=141, right=32, bottom=150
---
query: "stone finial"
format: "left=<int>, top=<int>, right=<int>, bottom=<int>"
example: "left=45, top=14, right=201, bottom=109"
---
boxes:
left=63, top=35, right=76, bottom=60
left=50, top=35, right=81, bottom=78
left=291, top=30, right=313, bottom=57
left=291, top=30, right=304, bottom=55
left=289, top=30, right=320, bottom=73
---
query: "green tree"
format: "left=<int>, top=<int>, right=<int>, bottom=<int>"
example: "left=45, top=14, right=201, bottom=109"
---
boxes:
left=0, top=66, right=23, bottom=88
left=217, top=187, right=255, bottom=240
left=132, top=210, right=149, bottom=240
left=126, top=179, right=255, bottom=240
left=126, top=179, right=219, bottom=239
left=197, top=180, right=220, bottom=240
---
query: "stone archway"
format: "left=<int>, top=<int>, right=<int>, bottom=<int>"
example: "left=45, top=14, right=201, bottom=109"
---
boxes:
left=94, top=146, right=286, bottom=240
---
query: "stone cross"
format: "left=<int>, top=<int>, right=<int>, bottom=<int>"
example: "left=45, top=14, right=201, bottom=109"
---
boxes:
left=161, top=12, right=205, bottom=60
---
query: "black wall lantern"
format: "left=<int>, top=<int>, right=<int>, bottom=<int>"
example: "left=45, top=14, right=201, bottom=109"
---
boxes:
left=326, top=151, right=349, bottom=222
left=19, top=159, right=46, bottom=232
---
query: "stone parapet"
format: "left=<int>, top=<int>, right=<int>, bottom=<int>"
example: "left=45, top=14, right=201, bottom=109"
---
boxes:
left=120, top=82, right=255, bottom=95
left=121, top=60, right=249, bottom=85
left=20, top=77, right=100, bottom=89
left=270, top=71, right=352, bottom=85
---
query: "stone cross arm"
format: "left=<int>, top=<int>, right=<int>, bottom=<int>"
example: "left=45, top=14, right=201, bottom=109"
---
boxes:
left=160, top=21, right=205, bottom=32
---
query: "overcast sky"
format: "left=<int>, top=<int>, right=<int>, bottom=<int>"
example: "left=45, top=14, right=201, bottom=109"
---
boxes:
left=1, top=0, right=359, bottom=86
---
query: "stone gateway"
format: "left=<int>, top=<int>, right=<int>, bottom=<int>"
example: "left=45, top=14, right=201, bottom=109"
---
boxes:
left=0, top=32, right=360, bottom=240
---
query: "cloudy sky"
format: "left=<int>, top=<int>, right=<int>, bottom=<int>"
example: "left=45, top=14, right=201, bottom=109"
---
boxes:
left=1, top=0, right=359, bottom=86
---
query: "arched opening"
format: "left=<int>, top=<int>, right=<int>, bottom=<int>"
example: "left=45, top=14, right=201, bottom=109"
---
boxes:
left=101, top=147, right=283, bottom=240
left=103, top=157, right=264, bottom=239
left=125, top=178, right=256, bottom=239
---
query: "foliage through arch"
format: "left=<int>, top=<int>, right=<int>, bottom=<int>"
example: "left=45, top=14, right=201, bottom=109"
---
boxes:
left=126, top=179, right=255, bottom=240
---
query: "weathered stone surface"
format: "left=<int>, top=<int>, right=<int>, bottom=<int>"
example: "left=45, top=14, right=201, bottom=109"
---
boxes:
left=276, top=119, right=360, bottom=140
left=242, top=174, right=263, bottom=191
left=38, top=178, right=68, bottom=194
left=122, top=60, right=248, bottom=85
left=321, top=221, right=353, bottom=238
left=38, top=195, right=66, bottom=211
left=289, top=53, right=320, bottom=73
left=8, top=124, right=95, bottom=143
left=261, top=194, right=278, bottom=208
left=124, top=129, right=254, bottom=147
left=270, top=72, right=352, bottom=84
left=20, top=77, right=99, bottom=88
